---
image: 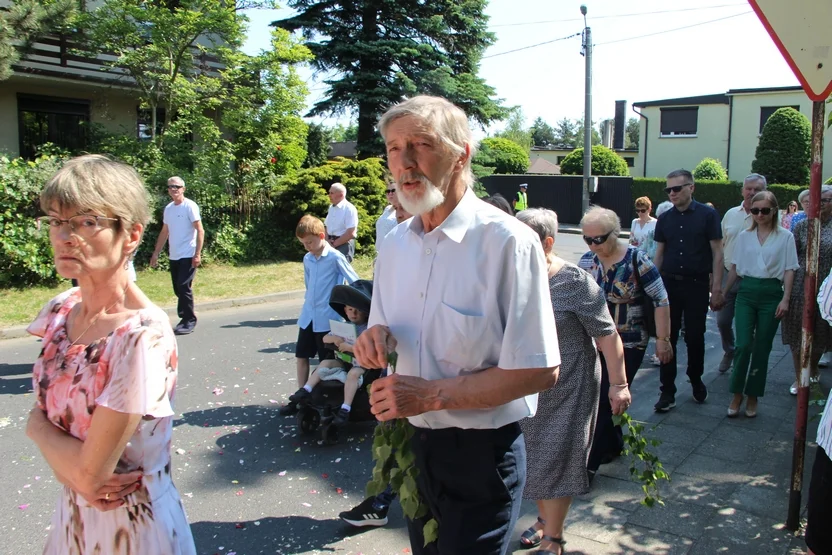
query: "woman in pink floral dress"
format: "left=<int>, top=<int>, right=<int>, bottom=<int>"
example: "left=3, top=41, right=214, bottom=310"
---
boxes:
left=25, top=155, right=196, bottom=555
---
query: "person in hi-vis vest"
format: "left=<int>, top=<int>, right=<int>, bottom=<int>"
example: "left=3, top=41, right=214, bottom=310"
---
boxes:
left=513, top=183, right=528, bottom=212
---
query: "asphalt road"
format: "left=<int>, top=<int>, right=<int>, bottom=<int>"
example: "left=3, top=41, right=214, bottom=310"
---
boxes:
left=0, top=233, right=710, bottom=555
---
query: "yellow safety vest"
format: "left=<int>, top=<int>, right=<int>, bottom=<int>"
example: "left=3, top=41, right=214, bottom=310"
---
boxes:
left=515, top=191, right=528, bottom=211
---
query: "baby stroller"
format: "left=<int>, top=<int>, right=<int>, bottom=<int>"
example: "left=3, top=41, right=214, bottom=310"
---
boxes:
left=296, top=279, right=382, bottom=445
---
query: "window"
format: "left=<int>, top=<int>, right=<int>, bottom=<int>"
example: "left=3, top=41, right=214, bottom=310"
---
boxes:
left=137, top=106, right=166, bottom=141
left=18, top=95, right=89, bottom=160
left=660, top=107, right=698, bottom=137
left=557, top=155, right=567, bottom=164
left=623, top=157, right=635, bottom=167
left=760, top=105, right=800, bottom=134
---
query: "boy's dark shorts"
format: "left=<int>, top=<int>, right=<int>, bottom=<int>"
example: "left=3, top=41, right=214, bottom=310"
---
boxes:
left=295, top=324, right=335, bottom=361
left=807, top=446, right=832, bottom=555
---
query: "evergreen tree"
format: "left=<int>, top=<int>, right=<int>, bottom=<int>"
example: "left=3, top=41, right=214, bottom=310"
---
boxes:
left=0, top=0, right=78, bottom=80
left=530, top=117, right=555, bottom=147
left=625, top=117, right=640, bottom=149
left=304, top=123, right=331, bottom=168
left=495, top=108, right=532, bottom=152
left=552, top=118, right=579, bottom=147
left=273, top=0, right=507, bottom=156
left=752, top=107, right=811, bottom=184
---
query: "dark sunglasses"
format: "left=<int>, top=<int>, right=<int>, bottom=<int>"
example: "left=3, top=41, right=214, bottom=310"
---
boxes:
left=583, top=231, right=613, bottom=246
left=750, top=207, right=772, bottom=215
left=167, top=185, right=184, bottom=190
left=386, top=189, right=396, bottom=194
left=636, top=208, right=648, bottom=214
left=664, top=183, right=692, bottom=194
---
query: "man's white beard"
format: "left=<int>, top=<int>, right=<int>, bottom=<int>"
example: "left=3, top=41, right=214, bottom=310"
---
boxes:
left=398, top=176, right=445, bottom=216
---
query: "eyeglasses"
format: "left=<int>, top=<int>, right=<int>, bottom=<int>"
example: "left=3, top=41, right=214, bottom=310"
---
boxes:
left=750, top=207, right=773, bottom=215
left=167, top=185, right=183, bottom=190
left=821, top=198, right=832, bottom=205
left=664, top=183, right=692, bottom=194
left=583, top=231, right=613, bottom=246
left=386, top=189, right=396, bottom=194
left=37, top=215, right=119, bottom=237
left=636, top=209, right=648, bottom=214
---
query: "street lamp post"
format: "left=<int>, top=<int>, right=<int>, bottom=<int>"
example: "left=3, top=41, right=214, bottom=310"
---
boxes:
left=580, top=5, right=592, bottom=214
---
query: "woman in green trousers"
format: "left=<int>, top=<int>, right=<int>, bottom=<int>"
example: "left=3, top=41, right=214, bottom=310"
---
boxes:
left=722, top=191, right=799, bottom=417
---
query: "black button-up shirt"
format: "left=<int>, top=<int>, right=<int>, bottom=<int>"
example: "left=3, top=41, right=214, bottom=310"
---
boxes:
left=654, top=199, right=722, bottom=276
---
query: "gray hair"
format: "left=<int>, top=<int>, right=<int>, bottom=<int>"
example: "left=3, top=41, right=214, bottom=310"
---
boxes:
left=516, top=208, right=558, bottom=244
left=799, top=189, right=810, bottom=202
left=330, top=182, right=346, bottom=196
left=168, top=176, right=185, bottom=187
left=580, top=205, right=622, bottom=238
left=656, top=201, right=673, bottom=217
left=744, top=173, right=767, bottom=189
left=666, top=169, right=694, bottom=184
left=824, top=185, right=832, bottom=195
left=378, top=95, right=477, bottom=189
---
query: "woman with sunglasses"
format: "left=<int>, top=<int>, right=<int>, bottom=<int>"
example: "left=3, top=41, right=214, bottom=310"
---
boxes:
left=782, top=185, right=832, bottom=395
left=722, top=191, right=798, bottom=417
left=25, top=155, right=196, bottom=554
left=781, top=200, right=799, bottom=230
left=578, top=207, right=673, bottom=473
left=629, top=196, right=657, bottom=259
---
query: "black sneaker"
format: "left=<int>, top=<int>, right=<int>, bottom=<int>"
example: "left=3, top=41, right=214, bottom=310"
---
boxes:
left=654, top=394, right=676, bottom=413
left=333, top=408, right=350, bottom=426
left=692, top=380, right=708, bottom=403
left=278, top=402, right=299, bottom=416
left=288, top=388, right=311, bottom=405
left=339, top=497, right=389, bottom=527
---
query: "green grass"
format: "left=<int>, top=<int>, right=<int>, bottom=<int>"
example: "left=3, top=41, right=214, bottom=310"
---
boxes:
left=0, top=256, right=375, bottom=328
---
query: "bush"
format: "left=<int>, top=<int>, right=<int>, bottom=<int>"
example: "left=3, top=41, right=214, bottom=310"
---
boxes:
left=560, top=145, right=629, bottom=176
left=693, top=158, right=728, bottom=181
left=474, top=137, right=530, bottom=174
left=752, top=107, right=811, bottom=185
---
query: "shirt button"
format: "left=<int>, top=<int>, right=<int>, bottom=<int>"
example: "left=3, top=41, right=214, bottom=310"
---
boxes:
left=425, top=248, right=432, bottom=255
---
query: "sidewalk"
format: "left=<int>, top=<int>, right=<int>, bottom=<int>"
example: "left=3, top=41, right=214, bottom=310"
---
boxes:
left=509, top=332, right=822, bottom=555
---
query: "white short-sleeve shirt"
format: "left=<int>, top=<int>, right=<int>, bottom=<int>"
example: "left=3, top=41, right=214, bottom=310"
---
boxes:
left=163, top=198, right=201, bottom=260
left=325, top=199, right=359, bottom=237
left=375, top=205, right=398, bottom=250
left=731, top=228, right=799, bottom=280
left=370, top=189, right=561, bottom=430
left=722, top=205, right=752, bottom=271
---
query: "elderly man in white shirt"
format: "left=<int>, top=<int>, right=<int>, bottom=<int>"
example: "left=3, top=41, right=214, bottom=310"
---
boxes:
left=325, top=182, right=358, bottom=262
left=354, top=96, right=561, bottom=555
left=375, top=186, right=412, bottom=252
left=717, top=173, right=767, bottom=372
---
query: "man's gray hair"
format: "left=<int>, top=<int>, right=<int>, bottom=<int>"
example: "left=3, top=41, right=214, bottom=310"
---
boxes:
left=330, top=182, right=346, bottom=196
left=799, top=189, right=811, bottom=202
left=666, top=169, right=694, bottom=184
left=823, top=185, right=832, bottom=195
left=516, top=208, right=559, bottom=243
left=378, top=95, right=477, bottom=189
left=656, top=200, right=673, bottom=217
left=168, top=176, right=185, bottom=187
left=581, top=206, right=622, bottom=238
left=744, top=173, right=768, bottom=189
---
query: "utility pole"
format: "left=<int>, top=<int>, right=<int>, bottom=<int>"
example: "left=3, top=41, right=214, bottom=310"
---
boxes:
left=580, top=4, right=592, bottom=214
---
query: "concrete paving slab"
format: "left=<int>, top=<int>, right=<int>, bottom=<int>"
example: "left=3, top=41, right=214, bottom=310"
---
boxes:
left=612, top=524, right=694, bottom=555
left=663, top=474, right=739, bottom=509
left=660, top=412, right=723, bottom=433
left=564, top=499, right=628, bottom=544
left=673, top=453, right=753, bottom=484
left=691, top=507, right=795, bottom=555
left=626, top=498, right=714, bottom=539
left=576, top=474, right=645, bottom=513
left=693, top=438, right=762, bottom=464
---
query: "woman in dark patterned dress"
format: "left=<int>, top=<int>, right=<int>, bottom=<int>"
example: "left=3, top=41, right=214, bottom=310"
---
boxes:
left=25, top=155, right=196, bottom=554
left=516, top=208, right=628, bottom=555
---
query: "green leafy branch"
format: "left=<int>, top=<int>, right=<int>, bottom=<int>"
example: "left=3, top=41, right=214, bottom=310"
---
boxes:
left=366, top=352, right=438, bottom=546
left=612, top=412, right=670, bottom=507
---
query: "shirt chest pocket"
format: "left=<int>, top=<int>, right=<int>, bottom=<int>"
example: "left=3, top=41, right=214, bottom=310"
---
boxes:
left=432, top=302, right=492, bottom=373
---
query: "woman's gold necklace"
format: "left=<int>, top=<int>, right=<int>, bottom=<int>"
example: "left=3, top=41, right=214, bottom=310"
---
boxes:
left=69, top=285, right=129, bottom=347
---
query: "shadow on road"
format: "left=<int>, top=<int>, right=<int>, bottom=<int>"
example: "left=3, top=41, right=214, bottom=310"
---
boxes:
left=221, top=318, right=298, bottom=329
left=0, top=363, right=33, bottom=395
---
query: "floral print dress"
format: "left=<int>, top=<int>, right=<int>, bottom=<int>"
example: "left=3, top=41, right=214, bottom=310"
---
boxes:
left=28, top=289, right=196, bottom=555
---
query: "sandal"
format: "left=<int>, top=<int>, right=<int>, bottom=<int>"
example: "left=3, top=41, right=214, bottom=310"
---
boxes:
left=519, top=517, right=546, bottom=547
left=535, top=535, right=567, bottom=555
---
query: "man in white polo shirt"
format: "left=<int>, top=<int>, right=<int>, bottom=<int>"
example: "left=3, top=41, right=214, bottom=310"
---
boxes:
left=150, top=176, right=204, bottom=335
left=325, top=182, right=358, bottom=262
left=717, top=174, right=767, bottom=372
left=354, top=96, right=560, bottom=555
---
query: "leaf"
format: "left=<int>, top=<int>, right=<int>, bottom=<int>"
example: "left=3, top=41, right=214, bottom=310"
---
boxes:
left=423, top=518, right=439, bottom=546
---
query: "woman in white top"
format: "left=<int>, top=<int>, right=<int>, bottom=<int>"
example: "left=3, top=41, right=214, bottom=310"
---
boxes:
left=629, top=196, right=657, bottom=259
left=722, top=191, right=798, bottom=418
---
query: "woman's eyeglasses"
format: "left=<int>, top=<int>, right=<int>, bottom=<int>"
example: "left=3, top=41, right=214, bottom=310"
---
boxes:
left=386, top=189, right=396, bottom=194
left=636, top=209, right=648, bottom=214
left=750, top=207, right=772, bottom=215
left=583, top=231, right=613, bottom=245
left=664, top=183, right=691, bottom=194
left=167, top=185, right=184, bottom=190
left=37, top=215, right=119, bottom=237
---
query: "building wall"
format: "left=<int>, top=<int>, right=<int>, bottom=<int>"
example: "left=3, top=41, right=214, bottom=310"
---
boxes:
left=530, top=148, right=637, bottom=175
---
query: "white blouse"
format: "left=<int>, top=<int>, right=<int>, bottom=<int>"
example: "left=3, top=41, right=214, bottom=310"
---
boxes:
left=731, top=228, right=799, bottom=280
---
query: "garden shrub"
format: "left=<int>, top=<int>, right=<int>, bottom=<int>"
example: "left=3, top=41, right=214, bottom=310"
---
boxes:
left=693, top=158, right=728, bottom=181
left=752, top=107, right=811, bottom=185
left=560, top=145, right=629, bottom=176
left=474, top=138, right=530, bottom=174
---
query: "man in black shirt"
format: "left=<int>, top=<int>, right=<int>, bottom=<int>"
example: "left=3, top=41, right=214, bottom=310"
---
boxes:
left=653, top=169, right=724, bottom=412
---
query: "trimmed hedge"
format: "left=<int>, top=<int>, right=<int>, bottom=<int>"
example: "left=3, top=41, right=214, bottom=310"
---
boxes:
left=632, top=178, right=805, bottom=218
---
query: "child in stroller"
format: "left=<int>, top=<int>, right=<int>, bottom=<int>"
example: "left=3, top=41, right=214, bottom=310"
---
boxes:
left=288, top=279, right=381, bottom=444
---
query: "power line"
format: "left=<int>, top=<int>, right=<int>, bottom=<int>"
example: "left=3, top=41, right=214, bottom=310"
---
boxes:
left=594, top=11, right=752, bottom=46
left=483, top=32, right=581, bottom=59
left=490, top=3, right=747, bottom=29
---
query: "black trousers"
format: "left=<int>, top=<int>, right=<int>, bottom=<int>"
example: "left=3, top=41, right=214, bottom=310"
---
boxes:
left=659, top=277, right=710, bottom=396
left=169, top=257, right=197, bottom=324
left=588, top=347, right=647, bottom=471
left=406, top=423, right=525, bottom=555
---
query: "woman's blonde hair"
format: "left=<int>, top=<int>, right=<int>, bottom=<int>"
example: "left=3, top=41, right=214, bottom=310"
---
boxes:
left=634, top=196, right=652, bottom=212
left=748, top=190, right=780, bottom=232
left=40, top=154, right=152, bottom=233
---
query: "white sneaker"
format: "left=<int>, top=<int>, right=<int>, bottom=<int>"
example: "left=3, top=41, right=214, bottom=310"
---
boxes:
left=790, top=381, right=798, bottom=395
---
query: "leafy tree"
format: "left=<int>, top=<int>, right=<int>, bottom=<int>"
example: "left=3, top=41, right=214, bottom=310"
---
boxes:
left=693, top=158, right=728, bottom=181
left=474, top=137, right=529, bottom=174
left=530, top=117, right=555, bottom=147
left=272, top=0, right=508, bottom=157
left=552, top=118, right=579, bottom=147
left=752, top=107, right=811, bottom=184
left=576, top=118, right=602, bottom=148
left=625, top=117, right=640, bottom=149
left=304, top=123, right=332, bottom=168
left=0, top=0, right=77, bottom=81
left=496, top=108, right=533, bottom=152
left=329, top=123, right=358, bottom=142
left=560, top=145, right=629, bottom=176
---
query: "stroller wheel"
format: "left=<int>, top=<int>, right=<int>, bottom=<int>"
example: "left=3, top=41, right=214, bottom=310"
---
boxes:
left=297, top=407, right=321, bottom=435
left=321, top=422, right=339, bottom=445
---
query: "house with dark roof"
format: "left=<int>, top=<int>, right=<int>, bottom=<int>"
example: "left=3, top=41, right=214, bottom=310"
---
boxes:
left=632, top=85, right=830, bottom=182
